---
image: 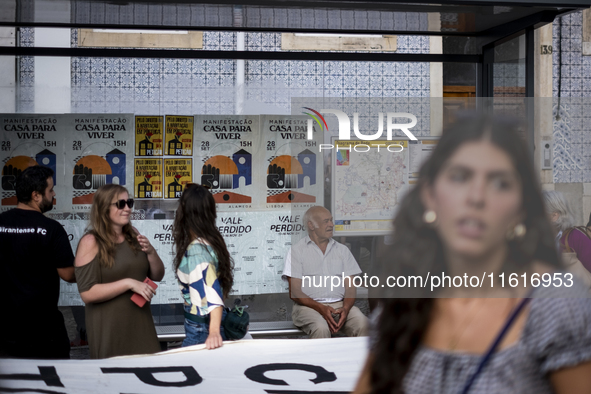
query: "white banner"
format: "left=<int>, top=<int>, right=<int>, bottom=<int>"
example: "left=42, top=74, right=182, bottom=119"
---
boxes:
left=0, top=338, right=368, bottom=394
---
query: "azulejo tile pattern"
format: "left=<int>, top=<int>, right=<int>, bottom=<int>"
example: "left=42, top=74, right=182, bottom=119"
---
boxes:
left=493, top=62, right=525, bottom=88
left=18, top=27, right=35, bottom=113
left=70, top=2, right=430, bottom=33
left=242, top=7, right=429, bottom=32
left=20, top=17, right=431, bottom=113
left=71, top=56, right=236, bottom=114
left=552, top=100, right=589, bottom=183
left=244, top=32, right=430, bottom=54
left=66, top=30, right=430, bottom=115
left=552, top=11, right=591, bottom=183
left=71, top=2, right=235, bottom=28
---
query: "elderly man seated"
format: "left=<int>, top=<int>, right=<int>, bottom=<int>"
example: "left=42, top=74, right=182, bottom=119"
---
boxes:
left=282, top=206, right=368, bottom=339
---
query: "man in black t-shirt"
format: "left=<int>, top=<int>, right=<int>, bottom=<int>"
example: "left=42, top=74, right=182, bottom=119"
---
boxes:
left=0, top=166, right=75, bottom=359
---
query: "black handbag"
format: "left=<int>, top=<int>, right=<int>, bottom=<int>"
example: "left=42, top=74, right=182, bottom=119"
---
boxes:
left=222, top=305, right=249, bottom=340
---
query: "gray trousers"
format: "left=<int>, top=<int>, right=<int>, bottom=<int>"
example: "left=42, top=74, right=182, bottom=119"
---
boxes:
left=292, top=301, right=369, bottom=339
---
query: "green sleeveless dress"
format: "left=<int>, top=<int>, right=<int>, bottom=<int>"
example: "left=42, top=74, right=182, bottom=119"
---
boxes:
left=75, top=241, right=161, bottom=359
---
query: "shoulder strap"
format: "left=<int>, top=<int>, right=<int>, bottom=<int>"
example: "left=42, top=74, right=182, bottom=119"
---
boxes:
left=460, top=292, right=533, bottom=394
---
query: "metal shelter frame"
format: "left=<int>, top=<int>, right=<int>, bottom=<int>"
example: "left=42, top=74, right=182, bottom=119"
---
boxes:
left=0, top=0, right=589, bottom=97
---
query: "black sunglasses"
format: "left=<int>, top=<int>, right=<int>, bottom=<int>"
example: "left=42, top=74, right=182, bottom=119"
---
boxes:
left=112, top=198, right=134, bottom=209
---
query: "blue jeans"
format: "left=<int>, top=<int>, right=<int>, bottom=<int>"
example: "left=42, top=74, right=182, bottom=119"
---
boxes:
left=182, top=308, right=228, bottom=347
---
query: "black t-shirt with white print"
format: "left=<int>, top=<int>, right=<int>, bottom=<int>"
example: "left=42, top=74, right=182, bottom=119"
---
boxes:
left=0, top=208, right=75, bottom=353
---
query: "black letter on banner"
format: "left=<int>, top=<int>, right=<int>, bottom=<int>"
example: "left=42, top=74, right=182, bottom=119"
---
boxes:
left=264, top=391, right=348, bottom=394
left=244, top=363, right=337, bottom=386
left=0, top=366, right=64, bottom=387
left=101, top=366, right=202, bottom=387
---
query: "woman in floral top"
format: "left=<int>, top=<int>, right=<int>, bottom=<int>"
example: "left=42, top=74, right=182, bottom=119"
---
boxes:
left=173, top=184, right=234, bottom=349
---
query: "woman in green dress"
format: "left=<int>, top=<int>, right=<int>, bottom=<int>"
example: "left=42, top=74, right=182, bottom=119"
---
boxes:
left=75, top=184, right=165, bottom=359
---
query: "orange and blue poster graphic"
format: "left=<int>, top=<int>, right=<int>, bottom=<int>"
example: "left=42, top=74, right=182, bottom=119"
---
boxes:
left=164, top=158, right=192, bottom=199
left=193, top=115, right=261, bottom=210
left=66, top=114, right=134, bottom=212
left=135, top=116, right=163, bottom=156
left=261, top=115, right=324, bottom=210
left=134, top=159, right=163, bottom=199
left=165, top=115, right=193, bottom=156
left=0, top=114, right=64, bottom=212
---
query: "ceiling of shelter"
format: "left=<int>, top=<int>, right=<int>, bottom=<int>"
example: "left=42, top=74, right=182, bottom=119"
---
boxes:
left=0, top=0, right=588, bottom=36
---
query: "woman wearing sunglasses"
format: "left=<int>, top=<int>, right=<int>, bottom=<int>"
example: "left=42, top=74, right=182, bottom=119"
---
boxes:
left=172, top=183, right=234, bottom=349
left=75, top=184, right=164, bottom=358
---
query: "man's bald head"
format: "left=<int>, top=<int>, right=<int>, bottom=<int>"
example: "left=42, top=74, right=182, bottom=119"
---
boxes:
left=303, top=206, right=334, bottom=241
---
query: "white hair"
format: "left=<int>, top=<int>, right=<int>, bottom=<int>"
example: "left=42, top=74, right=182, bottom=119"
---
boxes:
left=303, top=206, right=328, bottom=233
left=543, top=190, right=575, bottom=232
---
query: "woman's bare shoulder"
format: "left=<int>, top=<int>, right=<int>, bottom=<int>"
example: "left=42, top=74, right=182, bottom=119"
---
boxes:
left=75, top=233, right=99, bottom=267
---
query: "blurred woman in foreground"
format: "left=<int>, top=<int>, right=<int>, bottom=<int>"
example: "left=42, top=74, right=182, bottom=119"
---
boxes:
left=354, top=116, right=591, bottom=393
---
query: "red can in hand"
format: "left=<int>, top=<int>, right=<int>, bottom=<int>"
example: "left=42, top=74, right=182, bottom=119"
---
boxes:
left=131, top=277, right=158, bottom=307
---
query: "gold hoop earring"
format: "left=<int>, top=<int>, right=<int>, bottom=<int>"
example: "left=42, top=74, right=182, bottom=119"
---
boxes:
left=514, top=223, right=526, bottom=238
left=423, top=210, right=437, bottom=224
left=507, top=223, right=526, bottom=240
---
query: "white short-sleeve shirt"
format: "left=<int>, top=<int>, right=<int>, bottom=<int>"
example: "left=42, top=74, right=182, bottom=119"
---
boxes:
left=282, top=236, right=361, bottom=303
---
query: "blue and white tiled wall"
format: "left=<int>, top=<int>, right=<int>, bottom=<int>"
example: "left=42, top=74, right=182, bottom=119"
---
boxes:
left=552, top=11, right=591, bottom=183
left=493, top=62, right=525, bottom=90
left=18, top=28, right=34, bottom=113
left=19, top=30, right=430, bottom=116
left=70, top=30, right=238, bottom=114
